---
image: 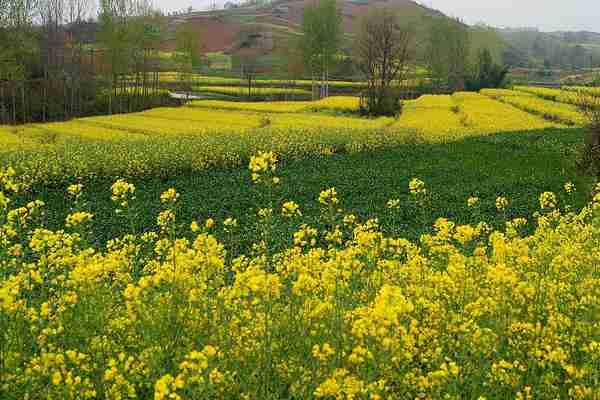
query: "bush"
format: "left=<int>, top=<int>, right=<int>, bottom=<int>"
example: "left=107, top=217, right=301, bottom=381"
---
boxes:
left=575, top=90, right=600, bottom=180
left=358, top=88, right=403, bottom=117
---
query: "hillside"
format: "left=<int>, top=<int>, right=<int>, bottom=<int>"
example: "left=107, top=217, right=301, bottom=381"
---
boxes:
left=164, top=0, right=446, bottom=58
left=499, top=27, right=600, bottom=69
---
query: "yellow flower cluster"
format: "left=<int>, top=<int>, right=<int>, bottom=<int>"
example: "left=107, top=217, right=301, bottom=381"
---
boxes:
left=496, top=196, right=509, bottom=212
left=539, top=191, right=558, bottom=210
left=66, top=183, right=83, bottom=198
left=386, top=199, right=401, bottom=209
left=282, top=201, right=302, bottom=218
left=160, top=187, right=180, bottom=205
left=3, top=165, right=600, bottom=398
left=565, top=181, right=576, bottom=194
left=111, top=178, right=136, bottom=211
left=249, top=151, right=279, bottom=184
left=408, top=178, right=426, bottom=196
left=319, top=187, right=339, bottom=206
left=467, top=196, right=480, bottom=207
left=65, top=211, right=94, bottom=228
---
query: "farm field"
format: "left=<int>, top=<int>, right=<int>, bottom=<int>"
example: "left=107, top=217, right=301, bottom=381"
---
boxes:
left=157, top=72, right=368, bottom=89
left=2, top=90, right=600, bottom=399
left=0, top=92, right=568, bottom=186
left=5, top=0, right=600, bottom=395
left=481, top=88, right=587, bottom=125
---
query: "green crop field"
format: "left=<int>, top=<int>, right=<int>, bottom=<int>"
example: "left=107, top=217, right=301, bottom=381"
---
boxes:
left=3, top=88, right=600, bottom=400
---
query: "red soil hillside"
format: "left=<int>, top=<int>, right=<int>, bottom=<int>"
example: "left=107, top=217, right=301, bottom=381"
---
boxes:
left=163, top=0, right=445, bottom=57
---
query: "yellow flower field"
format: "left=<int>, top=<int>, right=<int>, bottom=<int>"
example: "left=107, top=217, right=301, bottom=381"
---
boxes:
left=392, top=92, right=556, bottom=140
left=513, top=86, right=600, bottom=108
left=158, top=72, right=366, bottom=89
left=194, top=85, right=313, bottom=98
left=564, top=85, right=600, bottom=97
left=0, top=126, right=41, bottom=151
left=452, top=92, right=556, bottom=133
left=481, top=89, right=586, bottom=125
left=187, top=100, right=314, bottom=113
left=0, top=91, right=581, bottom=186
left=2, top=162, right=600, bottom=399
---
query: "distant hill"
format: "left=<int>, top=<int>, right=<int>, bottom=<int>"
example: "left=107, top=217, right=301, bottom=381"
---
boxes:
left=163, top=0, right=600, bottom=75
left=164, top=0, right=447, bottom=59
left=498, top=28, right=600, bottom=69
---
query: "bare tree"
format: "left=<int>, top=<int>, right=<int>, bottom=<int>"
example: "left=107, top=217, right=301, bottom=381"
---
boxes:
left=65, top=0, right=93, bottom=25
left=354, top=8, right=416, bottom=116
left=0, top=0, right=39, bottom=123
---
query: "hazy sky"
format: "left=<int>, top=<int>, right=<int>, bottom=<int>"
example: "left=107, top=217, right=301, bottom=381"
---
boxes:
left=424, top=0, right=599, bottom=32
left=159, top=0, right=599, bottom=32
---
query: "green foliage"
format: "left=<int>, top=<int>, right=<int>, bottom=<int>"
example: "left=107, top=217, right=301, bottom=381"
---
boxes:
left=426, top=17, right=470, bottom=92
left=468, top=24, right=506, bottom=64
left=173, top=22, right=201, bottom=70
left=0, top=0, right=38, bottom=81
left=465, top=48, right=509, bottom=91
left=25, top=128, right=583, bottom=253
left=499, top=28, right=600, bottom=69
left=301, top=0, right=342, bottom=76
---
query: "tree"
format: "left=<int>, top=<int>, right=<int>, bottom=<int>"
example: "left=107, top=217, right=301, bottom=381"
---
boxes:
left=275, top=36, right=306, bottom=100
left=301, top=0, right=341, bottom=99
left=231, top=25, right=266, bottom=100
left=465, top=48, right=508, bottom=91
left=66, top=0, right=93, bottom=25
left=98, top=0, right=131, bottom=113
left=173, top=21, right=200, bottom=70
left=354, top=8, right=416, bottom=116
left=172, top=21, right=201, bottom=98
left=426, top=17, right=470, bottom=92
left=0, top=0, right=39, bottom=123
left=97, top=0, right=163, bottom=114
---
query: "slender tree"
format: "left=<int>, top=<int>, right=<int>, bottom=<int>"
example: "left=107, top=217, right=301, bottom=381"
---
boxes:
left=172, top=21, right=200, bottom=99
left=301, top=0, right=341, bottom=99
left=97, top=0, right=160, bottom=113
left=0, top=0, right=38, bottom=123
left=65, top=0, right=93, bottom=25
left=426, top=17, right=470, bottom=92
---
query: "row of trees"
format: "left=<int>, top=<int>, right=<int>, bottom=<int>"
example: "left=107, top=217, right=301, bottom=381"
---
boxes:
left=1, top=0, right=509, bottom=122
left=500, top=29, right=600, bottom=70
left=0, top=0, right=196, bottom=124
left=1, top=0, right=101, bottom=123
left=426, top=17, right=508, bottom=93
left=300, top=0, right=508, bottom=115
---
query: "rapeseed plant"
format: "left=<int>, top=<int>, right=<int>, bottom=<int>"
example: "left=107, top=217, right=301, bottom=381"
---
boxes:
left=1, top=155, right=597, bottom=398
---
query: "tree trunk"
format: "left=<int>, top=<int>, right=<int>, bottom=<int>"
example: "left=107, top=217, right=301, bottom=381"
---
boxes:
left=22, top=83, right=26, bottom=123
left=0, top=85, right=5, bottom=124
left=12, top=85, right=16, bottom=124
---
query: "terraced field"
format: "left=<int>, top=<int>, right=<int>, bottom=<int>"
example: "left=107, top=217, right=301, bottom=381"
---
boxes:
left=481, top=88, right=586, bottom=125
left=1, top=92, right=570, bottom=186
left=2, top=85, right=596, bottom=400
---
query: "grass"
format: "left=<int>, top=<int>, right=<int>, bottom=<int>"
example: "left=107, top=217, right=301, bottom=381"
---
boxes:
left=26, top=127, right=586, bottom=257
